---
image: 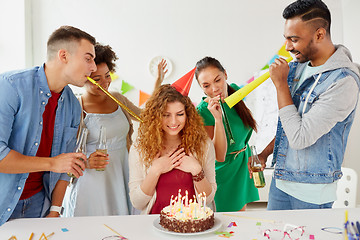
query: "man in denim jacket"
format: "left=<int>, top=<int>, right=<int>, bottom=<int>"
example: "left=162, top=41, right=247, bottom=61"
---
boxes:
left=0, top=26, right=97, bottom=225
left=251, top=0, right=360, bottom=210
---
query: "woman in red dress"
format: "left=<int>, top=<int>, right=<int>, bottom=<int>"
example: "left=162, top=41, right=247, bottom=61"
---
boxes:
left=129, top=84, right=216, bottom=214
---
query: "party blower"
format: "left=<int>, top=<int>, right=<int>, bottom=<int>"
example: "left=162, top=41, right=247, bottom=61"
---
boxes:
left=224, top=56, right=293, bottom=108
left=87, top=77, right=143, bottom=122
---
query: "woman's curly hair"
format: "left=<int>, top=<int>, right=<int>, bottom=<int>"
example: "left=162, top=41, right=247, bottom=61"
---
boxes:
left=135, top=84, right=209, bottom=168
left=94, top=43, right=118, bottom=72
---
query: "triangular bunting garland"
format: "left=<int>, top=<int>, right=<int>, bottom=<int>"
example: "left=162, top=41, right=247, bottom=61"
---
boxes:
left=139, top=90, right=151, bottom=106
left=246, top=76, right=255, bottom=84
left=268, top=54, right=280, bottom=65
left=121, top=80, right=134, bottom=94
left=110, top=72, right=119, bottom=81
left=261, top=64, right=269, bottom=70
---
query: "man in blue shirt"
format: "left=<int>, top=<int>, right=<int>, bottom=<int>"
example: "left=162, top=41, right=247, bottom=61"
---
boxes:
left=0, top=26, right=97, bottom=225
left=249, top=0, right=360, bottom=210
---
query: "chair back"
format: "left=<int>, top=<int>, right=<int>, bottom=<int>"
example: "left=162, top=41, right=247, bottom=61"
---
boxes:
left=333, top=167, right=358, bottom=208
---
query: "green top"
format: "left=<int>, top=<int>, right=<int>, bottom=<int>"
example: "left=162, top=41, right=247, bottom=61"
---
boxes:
left=197, top=83, right=259, bottom=211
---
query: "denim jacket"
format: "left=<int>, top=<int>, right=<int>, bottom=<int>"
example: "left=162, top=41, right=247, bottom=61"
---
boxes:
left=0, top=64, right=81, bottom=225
left=272, top=45, right=360, bottom=184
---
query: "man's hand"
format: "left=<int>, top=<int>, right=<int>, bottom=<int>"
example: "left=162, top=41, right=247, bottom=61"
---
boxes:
left=247, top=152, right=268, bottom=178
left=51, top=152, right=87, bottom=178
left=269, top=58, right=293, bottom=109
left=269, top=58, right=290, bottom=89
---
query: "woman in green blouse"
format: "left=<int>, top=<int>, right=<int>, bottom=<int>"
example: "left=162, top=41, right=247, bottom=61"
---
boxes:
left=195, top=56, right=259, bottom=211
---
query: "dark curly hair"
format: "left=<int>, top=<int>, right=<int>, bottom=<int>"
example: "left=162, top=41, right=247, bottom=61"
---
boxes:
left=283, top=0, right=331, bottom=34
left=94, top=43, right=118, bottom=72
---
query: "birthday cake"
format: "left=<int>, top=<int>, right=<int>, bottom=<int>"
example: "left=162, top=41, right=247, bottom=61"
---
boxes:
left=159, top=191, right=214, bottom=233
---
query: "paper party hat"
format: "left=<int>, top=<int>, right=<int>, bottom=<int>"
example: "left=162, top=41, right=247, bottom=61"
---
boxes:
left=171, top=67, right=196, bottom=96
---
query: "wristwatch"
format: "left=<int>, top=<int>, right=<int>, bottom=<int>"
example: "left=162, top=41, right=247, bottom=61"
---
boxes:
left=50, top=205, right=64, bottom=215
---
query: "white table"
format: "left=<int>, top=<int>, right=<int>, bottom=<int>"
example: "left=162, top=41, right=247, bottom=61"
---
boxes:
left=0, top=208, right=358, bottom=239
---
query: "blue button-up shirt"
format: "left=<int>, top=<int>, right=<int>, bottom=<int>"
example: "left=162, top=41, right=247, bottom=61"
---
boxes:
left=0, top=64, right=81, bottom=225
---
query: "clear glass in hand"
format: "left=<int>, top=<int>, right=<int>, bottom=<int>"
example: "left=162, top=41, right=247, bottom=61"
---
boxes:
left=68, top=128, right=88, bottom=184
left=96, top=126, right=107, bottom=171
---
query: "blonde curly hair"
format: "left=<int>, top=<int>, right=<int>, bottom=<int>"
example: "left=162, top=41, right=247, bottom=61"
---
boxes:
left=135, top=84, right=209, bottom=168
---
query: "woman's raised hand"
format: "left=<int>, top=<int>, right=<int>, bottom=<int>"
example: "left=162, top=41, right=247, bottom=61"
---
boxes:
left=154, top=59, right=168, bottom=89
left=206, top=95, right=222, bottom=121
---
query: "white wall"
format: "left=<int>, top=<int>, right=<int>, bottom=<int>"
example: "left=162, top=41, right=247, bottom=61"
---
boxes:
left=0, top=0, right=30, bottom=73
left=0, top=0, right=358, bottom=205
left=29, top=0, right=344, bottom=104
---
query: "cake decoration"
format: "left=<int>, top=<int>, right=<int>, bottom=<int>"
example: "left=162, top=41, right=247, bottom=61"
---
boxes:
left=159, top=189, right=214, bottom=233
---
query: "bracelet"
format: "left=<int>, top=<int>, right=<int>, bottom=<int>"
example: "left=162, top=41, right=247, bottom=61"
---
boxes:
left=192, top=169, right=205, bottom=182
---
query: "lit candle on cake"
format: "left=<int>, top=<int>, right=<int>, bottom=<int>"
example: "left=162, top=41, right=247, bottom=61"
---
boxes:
left=185, top=190, right=188, bottom=206
left=180, top=198, right=183, bottom=213
left=174, top=196, right=178, bottom=214
left=170, top=195, right=173, bottom=216
left=178, top=189, right=181, bottom=205
left=194, top=203, right=197, bottom=219
left=159, top=190, right=215, bottom=233
left=198, top=193, right=203, bottom=208
left=181, top=196, right=186, bottom=213
left=203, top=192, right=207, bottom=212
